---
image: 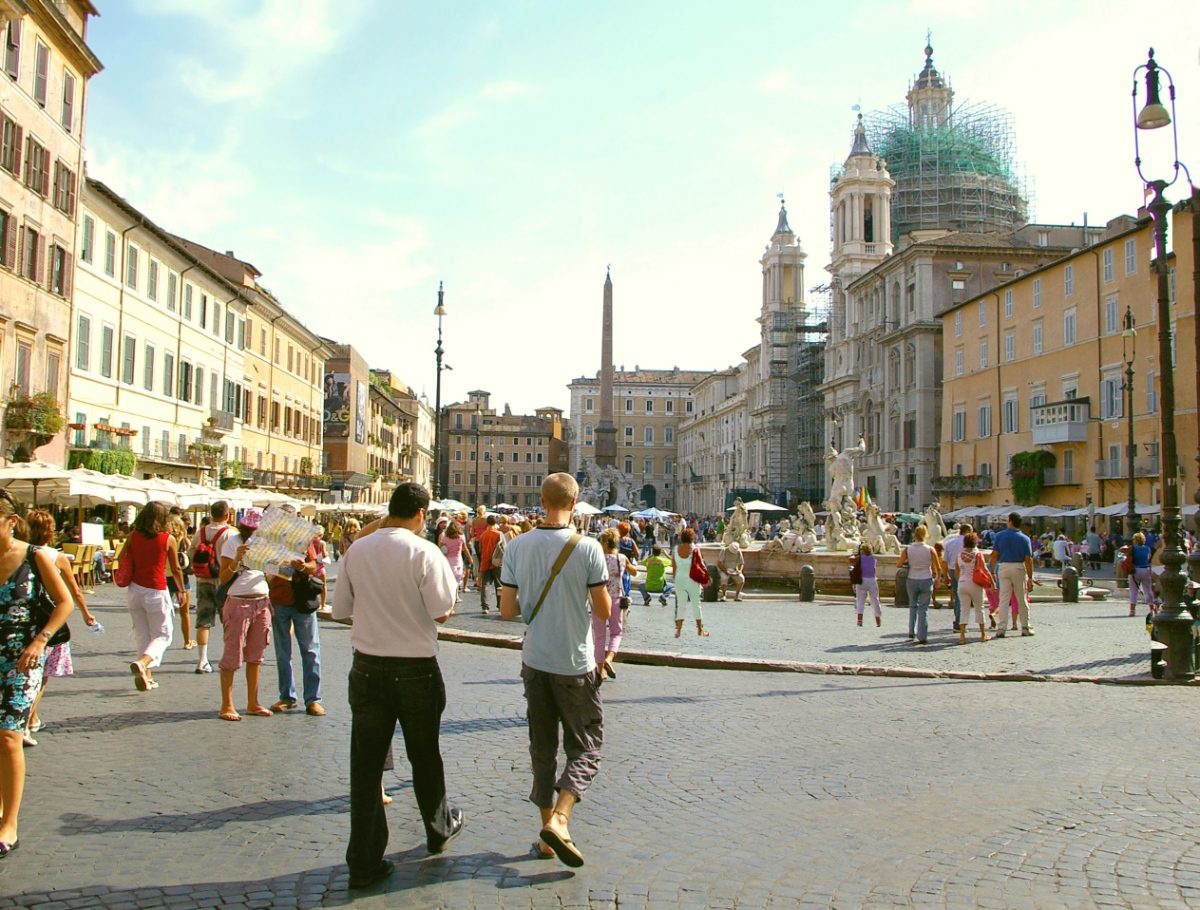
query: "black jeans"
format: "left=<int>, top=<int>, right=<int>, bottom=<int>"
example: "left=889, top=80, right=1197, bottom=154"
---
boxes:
left=346, top=652, right=453, bottom=874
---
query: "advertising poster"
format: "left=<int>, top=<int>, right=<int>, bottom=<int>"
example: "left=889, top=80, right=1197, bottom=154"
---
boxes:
left=355, top=380, right=367, bottom=444
left=324, top=371, right=350, bottom=437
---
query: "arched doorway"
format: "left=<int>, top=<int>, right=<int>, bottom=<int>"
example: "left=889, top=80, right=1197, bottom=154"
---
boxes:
left=641, top=484, right=657, bottom=508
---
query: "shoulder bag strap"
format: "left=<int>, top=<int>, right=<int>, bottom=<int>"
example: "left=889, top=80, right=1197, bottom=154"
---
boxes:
left=527, top=533, right=582, bottom=625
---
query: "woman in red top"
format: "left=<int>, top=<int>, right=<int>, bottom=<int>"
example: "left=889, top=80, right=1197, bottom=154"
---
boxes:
left=120, top=502, right=187, bottom=692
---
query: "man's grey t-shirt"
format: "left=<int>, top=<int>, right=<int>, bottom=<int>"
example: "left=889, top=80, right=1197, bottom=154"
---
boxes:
left=500, top=527, right=608, bottom=676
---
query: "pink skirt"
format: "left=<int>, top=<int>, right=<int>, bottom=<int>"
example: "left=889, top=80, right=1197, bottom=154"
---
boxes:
left=44, top=642, right=74, bottom=677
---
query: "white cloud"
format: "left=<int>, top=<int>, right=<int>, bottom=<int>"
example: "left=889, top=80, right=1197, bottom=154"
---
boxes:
left=758, top=70, right=794, bottom=95
left=135, top=0, right=362, bottom=105
left=412, top=80, right=539, bottom=183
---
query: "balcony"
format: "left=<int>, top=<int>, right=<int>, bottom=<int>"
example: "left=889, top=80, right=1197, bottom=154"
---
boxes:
left=1030, top=398, right=1090, bottom=445
left=930, top=474, right=994, bottom=494
left=1042, top=468, right=1079, bottom=486
left=207, top=409, right=236, bottom=435
left=1094, top=456, right=1160, bottom=480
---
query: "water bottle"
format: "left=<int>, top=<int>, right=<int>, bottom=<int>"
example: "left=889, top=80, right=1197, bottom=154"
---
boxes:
left=89, top=621, right=104, bottom=634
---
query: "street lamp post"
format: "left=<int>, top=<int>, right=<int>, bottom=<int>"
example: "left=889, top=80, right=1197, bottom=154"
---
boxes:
left=1123, top=306, right=1137, bottom=543
left=433, top=282, right=446, bottom=499
left=1133, top=48, right=1194, bottom=680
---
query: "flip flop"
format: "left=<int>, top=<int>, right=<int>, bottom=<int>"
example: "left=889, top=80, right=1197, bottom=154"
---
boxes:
left=530, top=840, right=555, bottom=860
left=244, top=706, right=273, bottom=717
left=539, top=826, right=584, bottom=867
left=0, top=840, right=18, bottom=858
left=219, top=712, right=242, bottom=722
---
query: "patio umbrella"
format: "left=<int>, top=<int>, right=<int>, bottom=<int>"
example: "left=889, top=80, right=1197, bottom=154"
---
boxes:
left=632, top=507, right=677, bottom=520
left=734, top=499, right=788, bottom=512
left=603, top=504, right=630, bottom=513
left=573, top=501, right=601, bottom=516
left=1019, top=504, right=1068, bottom=518
left=435, top=498, right=472, bottom=514
left=494, top=503, right=520, bottom=512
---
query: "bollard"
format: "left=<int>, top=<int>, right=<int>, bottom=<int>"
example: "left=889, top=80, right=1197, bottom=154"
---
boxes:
left=1072, top=553, right=1083, bottom=574
left=893, top=564, right=910, bottom=608
left=1061, top=565, right=1079, bottom=603
left=1151, top=641, right=1169, bottom=680
left=798, top=565, right=815, bottom=602
left=701, top=563, right=720, bottom=602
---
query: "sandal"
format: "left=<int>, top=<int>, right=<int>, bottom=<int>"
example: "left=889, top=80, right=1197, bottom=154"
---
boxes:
left=539, top=826, right=585, bottom=867
left=530, top=840, right=555, bottom=860
left=0, top=840, right=19, bottom=858
left=244, top=706, right=273, bottom=717
left=603, top=660, right=616, bottom=679
left=219, top=711, right=242, bottom=722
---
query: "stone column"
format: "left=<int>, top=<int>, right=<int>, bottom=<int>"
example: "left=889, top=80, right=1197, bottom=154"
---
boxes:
left=595, top=269, right=617, bottom=466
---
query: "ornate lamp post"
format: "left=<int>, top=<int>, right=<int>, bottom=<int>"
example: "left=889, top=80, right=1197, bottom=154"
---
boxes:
left=1132, top=48, right=1194, bottom=679
left=432, top=282, right=446, bottom=499
left=1122, top=306, right=1137, bottom=543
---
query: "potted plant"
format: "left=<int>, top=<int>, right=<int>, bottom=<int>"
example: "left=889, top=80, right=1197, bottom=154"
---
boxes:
left=4, top=390, right=65, bottom=461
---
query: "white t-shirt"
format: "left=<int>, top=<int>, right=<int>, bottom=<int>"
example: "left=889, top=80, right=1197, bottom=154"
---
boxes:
left=220, top=530, right=269, bottom=599
left=331, top=527, right=456, bottom=658
left=942, top=533, right=965, bottom=569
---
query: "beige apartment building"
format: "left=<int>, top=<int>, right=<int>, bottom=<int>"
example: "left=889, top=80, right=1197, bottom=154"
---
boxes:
left=69, top=179, right=250, bottom=483
left=937, top=200, right=1198, bottom=515
left=443, top=390, right=566, bottom=509
left=372, top=369, right=436, bottom=493
left=0, top=0, right=99, bottom=465
left=176, top=239, right=332, bottom=496
left=567, top=367, right=708, bottom=510
left=676, top=366, right=745, bottom=515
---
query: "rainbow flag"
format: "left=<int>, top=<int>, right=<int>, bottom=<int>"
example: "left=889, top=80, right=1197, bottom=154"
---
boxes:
left=854, top=486, right=870, bottom=509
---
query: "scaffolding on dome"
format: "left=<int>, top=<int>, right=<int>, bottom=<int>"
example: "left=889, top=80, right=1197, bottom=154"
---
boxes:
left=864, top=99, right=1031, bottom=243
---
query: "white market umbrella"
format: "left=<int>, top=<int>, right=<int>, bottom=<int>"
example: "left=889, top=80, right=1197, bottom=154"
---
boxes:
left=603, top=504, right=630, bottom=513
left=632, top=507, right=677, bottom=520
left=435, top=498, right=472, bottom=513
left=731, top=499, right=788, bottom=512
left=573, top=501, right=601, bottom=516
left=0, top=460, right=111, bottom=507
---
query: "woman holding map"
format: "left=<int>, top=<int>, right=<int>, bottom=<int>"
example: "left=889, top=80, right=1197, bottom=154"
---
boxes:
left=216, top=508, right=273, bottom=722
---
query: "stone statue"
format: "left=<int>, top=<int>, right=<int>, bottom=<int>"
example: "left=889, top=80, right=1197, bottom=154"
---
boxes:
left=723, top=498, right=752, bottom=548
left=579, top=458, right=641, bottom=510
left=826, top=436, right=867, bottom=503
left=863, top=502, right=901, bottom=555
left=920, top=501, right=947, bottom=548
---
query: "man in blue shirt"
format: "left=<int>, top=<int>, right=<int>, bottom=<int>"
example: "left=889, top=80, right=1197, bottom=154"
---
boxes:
left=988, top=512, right=1035, bottom=636
left=500, top=473, right=610, bottom=867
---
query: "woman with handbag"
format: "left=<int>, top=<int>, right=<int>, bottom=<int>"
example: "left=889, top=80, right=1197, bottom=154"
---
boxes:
left=596, top=529, right=636, bottom=678
left=121, top=501, right=188, bottom=692
left=0, top=488, right=72, bottom=856
left=955, top=533, right=991, bottom=644
left=20, top=511, right=99, bottom=747
left=670, top=527, right=709, bottom=638
left=896, top=524, right=943, bottom=644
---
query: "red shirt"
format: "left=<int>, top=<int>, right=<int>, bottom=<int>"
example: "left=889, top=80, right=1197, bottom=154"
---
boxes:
left=127, top=531, right=169, bottom=590
left=478, top=527, right=501, bottom=569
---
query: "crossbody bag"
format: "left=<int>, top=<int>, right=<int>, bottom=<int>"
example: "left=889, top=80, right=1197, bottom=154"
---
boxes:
left=527, top=534, right=583, bottom=625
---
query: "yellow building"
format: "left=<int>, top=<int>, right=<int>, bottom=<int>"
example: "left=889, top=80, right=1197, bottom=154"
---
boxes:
left=0, top=0, right=100, bottom=465
left=174, top=239, right=332, bottom=496
left=937, top=199, right=1198, bottom=518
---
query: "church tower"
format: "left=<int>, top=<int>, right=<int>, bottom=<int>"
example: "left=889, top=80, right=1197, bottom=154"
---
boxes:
left=828, top=114, right=894, bottom=300
left=906, top=40, right=953, bottom=131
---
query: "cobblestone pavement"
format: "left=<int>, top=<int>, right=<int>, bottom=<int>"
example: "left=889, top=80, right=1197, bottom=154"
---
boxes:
left=1, top=582, right=1198, bottom=909
left=445, top=575, right=1156, bottom=681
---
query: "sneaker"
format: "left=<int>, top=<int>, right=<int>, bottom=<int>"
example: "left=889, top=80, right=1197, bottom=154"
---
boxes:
left=1021, top=628, right=1035, bottom=637
left=659, top=595, right=668, bottom=606
left=195, top=662, right=213, bottom=674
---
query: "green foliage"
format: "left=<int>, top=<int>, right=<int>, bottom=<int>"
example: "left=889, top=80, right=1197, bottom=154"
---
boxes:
left=4, top=391, right=65, bottom=435
left=68, top=447, right=136, bottom=476
left=1008, top=450, right=1056, bottom=506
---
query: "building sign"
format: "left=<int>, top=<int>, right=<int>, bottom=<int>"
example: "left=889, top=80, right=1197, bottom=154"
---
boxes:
left=324, top=371, right=351, bottom=437
left=355, top=379, right=367, bottom=444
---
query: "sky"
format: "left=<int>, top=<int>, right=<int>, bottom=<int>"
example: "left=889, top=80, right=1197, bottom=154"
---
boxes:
left=83, top=0, right=1200, bottom=416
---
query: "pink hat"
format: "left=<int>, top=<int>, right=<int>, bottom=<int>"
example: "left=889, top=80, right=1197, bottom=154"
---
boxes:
left=240, top=507, right=264, bottom=529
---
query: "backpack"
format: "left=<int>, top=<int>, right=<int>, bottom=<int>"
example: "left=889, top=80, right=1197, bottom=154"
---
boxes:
left=192, top=525, right=229, bottom=579
left=491, top=533, right=507, bottom=569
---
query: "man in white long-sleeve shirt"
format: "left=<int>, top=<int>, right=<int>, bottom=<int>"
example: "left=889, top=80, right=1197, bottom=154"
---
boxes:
left=332, top=482, right=465, bottom=889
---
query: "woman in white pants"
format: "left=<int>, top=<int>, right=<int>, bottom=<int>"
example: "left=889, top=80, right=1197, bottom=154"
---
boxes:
left=670, top=528, right=709, bottom=638
left=853, top=543, right=881, bottom=627
left=120, top=501, right=187, bottom=691
left=955, top=533, right=991, bottom=644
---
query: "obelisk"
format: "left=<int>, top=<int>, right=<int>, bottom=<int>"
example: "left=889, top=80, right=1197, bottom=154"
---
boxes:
left=594, top=268, right=617, bottom=467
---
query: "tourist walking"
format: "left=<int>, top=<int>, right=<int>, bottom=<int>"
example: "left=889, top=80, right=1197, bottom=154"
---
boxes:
left=332, top=482, right=464, bottom=888
left=955, top=533, right=991, bottom=644
left=852, top=542, right=881, bottom=627
left=21, top=511, right=98, bottom=747
left=440, top=521, right=469, bottom=602
left=595, top=529, right=634, bottom=680
left=121, top=501, right=187, bottom=691
left=0, top=489, right=72, bottom=856
left=216, top=508, right=273, bottom=721
left=988, top=512, right=1035, bottom=637
left=187, top=501, right=233, bottom=674
left=477, top=514, right=502, bottom=614
left=670, top=528, right=709, bottom=638
left=166, top=513, right=194, bottom=650
left=897, top=524, right=943, bottom=644
left=499, top=473, right=610, bottom=867
left=942, top=524, right=966, bottom=631
left=1126, top=531, right=1154, bottom=616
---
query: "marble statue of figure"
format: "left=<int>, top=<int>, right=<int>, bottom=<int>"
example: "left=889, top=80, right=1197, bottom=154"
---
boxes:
left=863, top=502, right=901, bottom=555
left=723, top=498, right=752, bottom=548
left=826, top=436, right=867, bottom=502
left=919, top=501, right=947, bottom=548
left=796, top=502, right=816, bottom=532
left=824, top=510, right=857, bottom=552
